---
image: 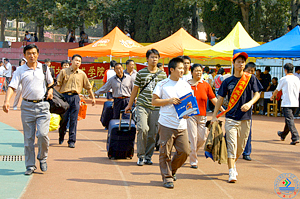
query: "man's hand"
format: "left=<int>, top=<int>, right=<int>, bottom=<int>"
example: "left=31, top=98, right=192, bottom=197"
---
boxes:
left=3, top=102, right=9, bottom=113
left=211, top=116, right=218, bottom=123
left=125, top=105, right=131, bottom=113
left=170, top=98, right=181, bottom=105
left=183, top=115, right=189, bottom=119
left=92, top=98, right=96, bottom=106
left=270, top=96, right=274, bottom=101
left=241, top=102, right=251, bottom=112
left=46, top=88, right=53, bottom=100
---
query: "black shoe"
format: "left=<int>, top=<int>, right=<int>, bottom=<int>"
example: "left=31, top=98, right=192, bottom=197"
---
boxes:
left=290, top=140, right=300, bottom=145
left=243, top=155, right=252, bottom=161
left=40, top=162, right=47, bottom=172
left=191, top=165, right=198, bottom=169
left=59, top=140, right=64, bottom=145
left=277, top=131, right=285, bottom=141
left=68, top=143, right=75, bottom=148
left=172, top=174, right=177, bottom=181
left=155, top=146, right=159, bottom=151
left=144, top=159, right=153, bottom=165
left=25, top=167, right=36, bottom=175
left=163, top=182, right=174, bottom=189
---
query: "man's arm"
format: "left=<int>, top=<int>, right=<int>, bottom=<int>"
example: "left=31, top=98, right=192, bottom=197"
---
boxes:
left=95, top=79, right=112, bottom=95
left=46, top=82, right=54, bottom=100
left=211, top=97, right=225, bottom=112
left=88, top=88, right=96, bottom=106
left=270, top=89, right=279, bottom=101
left=152, top=94, right=181, bottom=107
left=125, top=85, right=139, bottom=113
left=241, top=91, right=261, bottom=112
left=211, top=96, right=224, bottom=122
left=3, top=87, right=15, bottom=113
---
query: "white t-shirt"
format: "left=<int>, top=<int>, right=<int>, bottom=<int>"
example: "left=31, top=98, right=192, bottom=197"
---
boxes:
left=276, top=75, right=300, bottom=107
left=153, top=78, right=193, bottom=129
left=180, top=71, right=192, bottom=82
left=4, top=62, right=12, bottom=77
left=106, top=69, right=116, bottom=92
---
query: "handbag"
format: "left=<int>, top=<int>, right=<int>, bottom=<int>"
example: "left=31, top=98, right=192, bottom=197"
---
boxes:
left=42, top=64, right=69, bottom=115
left=78, top=99, right=87, bottom=121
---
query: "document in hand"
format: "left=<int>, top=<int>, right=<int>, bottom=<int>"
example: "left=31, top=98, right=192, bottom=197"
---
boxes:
left=174, top=92, right=200, bottom=119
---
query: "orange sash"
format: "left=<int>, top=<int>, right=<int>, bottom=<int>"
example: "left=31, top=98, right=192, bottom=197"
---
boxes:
left=217, top=72, right=251, bottom=118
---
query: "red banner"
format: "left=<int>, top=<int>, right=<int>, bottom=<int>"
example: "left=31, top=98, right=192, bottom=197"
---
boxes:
left=47, top=62, right=110, bottom=79
left=0, top=77, right=5, bottom=92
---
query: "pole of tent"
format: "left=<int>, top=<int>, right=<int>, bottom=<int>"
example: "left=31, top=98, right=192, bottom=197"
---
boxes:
left=281, top=58, right=284, bottom=78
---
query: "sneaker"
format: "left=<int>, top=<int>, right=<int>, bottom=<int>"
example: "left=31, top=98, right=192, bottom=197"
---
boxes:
left=243, top=155, right=251, bottom=161
left=137, top=158, right=144, bottom=166
left=144, top=159, right=153, bottom=165
left=13, top=107, right=17, bottom=110
left=228, top=169, right=237, bottom=183
left=190, top=165, right=198, bottom=169
left=290, top=140, right=300, bottom=145
left=163, top=182, right=174, bottom=189
left=40, top=162, right=47, bottom=172
left=277, top=131, right=285, bottom=141
left=68, top=143, right=75, bottom=148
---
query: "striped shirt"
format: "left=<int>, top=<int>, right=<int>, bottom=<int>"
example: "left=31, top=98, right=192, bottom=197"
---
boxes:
left=134, top=67, right=167, bottom=110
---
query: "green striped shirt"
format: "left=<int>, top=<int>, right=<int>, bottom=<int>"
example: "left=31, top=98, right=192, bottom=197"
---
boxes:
left=134, top=67, right=167, bottom=110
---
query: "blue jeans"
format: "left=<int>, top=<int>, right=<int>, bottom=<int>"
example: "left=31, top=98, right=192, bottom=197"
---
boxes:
left=59, top=94, right=80, bottom=144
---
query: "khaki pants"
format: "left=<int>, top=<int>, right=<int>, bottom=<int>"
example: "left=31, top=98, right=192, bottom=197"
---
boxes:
left=136, top=105, right=159, bottom=160
left=187, top=115, right=208, bottom=166
left=158, top=124, right=190, bottom=183
left=225, top=118, right=251, bottom=159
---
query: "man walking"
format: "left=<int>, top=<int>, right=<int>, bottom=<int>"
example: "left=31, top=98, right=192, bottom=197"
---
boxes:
left=95, top=63, right=133, bottom=119
left=125, top=49, right=167, bottom=166
left=124, top=59, right=137, bottom=81
left=57, top=54, right=96, bottom=148
left=3, top=58, right=12, bottom=92
left=271, top=63, right=300, bottom=145
left=3, top=44, right=54, bottom=175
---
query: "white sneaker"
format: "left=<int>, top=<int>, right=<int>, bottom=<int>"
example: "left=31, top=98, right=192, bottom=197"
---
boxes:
left=234, top=164, right=238, bottom=176
left=228, top=169, right=237, bottom=183
left=13, top=107, right=17, bottom=110
left=137, top=158, right=144, bottom=166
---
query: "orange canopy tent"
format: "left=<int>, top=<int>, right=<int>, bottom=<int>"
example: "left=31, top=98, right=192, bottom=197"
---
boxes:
left=129, top=28, right=211, bottom=57
left=68, top=27, right=143, bottom=57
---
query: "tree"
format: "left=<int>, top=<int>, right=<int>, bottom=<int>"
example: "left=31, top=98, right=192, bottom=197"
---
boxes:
left=291, top=0, right=300, bottom=28
left=229, top=0, right=256, bottom=32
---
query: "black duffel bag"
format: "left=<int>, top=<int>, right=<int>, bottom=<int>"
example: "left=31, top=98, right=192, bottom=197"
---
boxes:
left=42, top=64, right=69, bottom=115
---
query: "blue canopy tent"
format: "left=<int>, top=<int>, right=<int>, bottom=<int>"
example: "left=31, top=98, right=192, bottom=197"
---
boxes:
left=234, top=25, right=300, bottom=58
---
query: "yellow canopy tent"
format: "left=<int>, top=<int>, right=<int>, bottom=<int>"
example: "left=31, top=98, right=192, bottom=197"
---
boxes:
left=68, top=27, right=143, bottom=57
left=129, top=28, right=210, bottom=58
left=184, top=22, right=259, bottom=61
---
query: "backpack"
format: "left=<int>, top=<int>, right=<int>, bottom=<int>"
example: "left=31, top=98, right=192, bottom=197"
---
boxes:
left=42, top=64, right=69, bottom=115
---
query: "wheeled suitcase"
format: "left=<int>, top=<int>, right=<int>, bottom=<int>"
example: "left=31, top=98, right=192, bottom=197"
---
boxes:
left=100, top=101, right=113, bottom=128
left=107, top=111, right=136, bottom=159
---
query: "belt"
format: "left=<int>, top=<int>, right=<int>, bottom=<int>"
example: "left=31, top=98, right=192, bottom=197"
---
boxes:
left=64, top=92, right=78, bottom=95
left=115, top=96, right=129, bottom=99
left=23, top=98, right=44, bottom=103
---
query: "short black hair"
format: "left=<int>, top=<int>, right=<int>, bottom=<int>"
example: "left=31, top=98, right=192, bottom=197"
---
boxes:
left=182, top=56, right=191, bottom=63
left=203, top=66, right=210, bottom=73
left=272, top=77, right=278, bottom=82
left=217, top=67, right=225, bottom=74
left=284, top=63, right=294, bottom=73
left=72, top=54, right=82, bottom=60
left=265, top=66, right=271, bottom=72
left=45, top=58, right=51, bottom=63
left=23, top=44, right=39, bottom=54
left=110, top=60, right=117, bottom=68
left=114, top=63, right=123, bottom=68
left=168, top=57, right=183, bottom=74
left=191, top=64, right=203, bottom=73
left=126, top=59, right=134, bottom=65
left=209, top=69, right=215, bottom=74
left=245, top=62, right=256, bottom=71
left=256, top=69, right=261, bottom=73
left=216, top=64, right=221, bottom=68
left=295, top=66, right=300, bottom=72
left=4, top=58, right=9, bottom=62
left=61, top=60, right=69, bottom=68
left=288, top=25, right=293, bottom=30
left=146, top=48, right=160, bottom=58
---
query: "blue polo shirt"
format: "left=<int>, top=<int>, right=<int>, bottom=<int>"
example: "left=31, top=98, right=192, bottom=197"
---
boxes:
left=217, top=74, right=263, bottom=121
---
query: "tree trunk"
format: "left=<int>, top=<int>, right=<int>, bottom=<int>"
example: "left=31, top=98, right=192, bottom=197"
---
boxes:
left=79, top=24, right=84, bottom=33
left=291, top=0, right=300, bottom=28
left=16, top=17, right=19, bottom=42
left=38, top=25, right=44, bottom=42
left=240, top=4, right=250, bottom=32
left=1, top=14, right=6, bottom=42
left=103, top=19, right=108, bottom=36
left=191, top=2, right=199, bottom=39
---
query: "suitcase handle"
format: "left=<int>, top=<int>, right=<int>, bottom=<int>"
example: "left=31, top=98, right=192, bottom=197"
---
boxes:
left=119, top=110, right=132, bottom=131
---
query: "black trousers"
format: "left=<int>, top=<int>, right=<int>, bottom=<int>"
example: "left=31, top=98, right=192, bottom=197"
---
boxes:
left=281, top=107, right=299, bottom=141
left=59, top=94, right=80, bottom=144
left=113, top=98, right=130, bottom=119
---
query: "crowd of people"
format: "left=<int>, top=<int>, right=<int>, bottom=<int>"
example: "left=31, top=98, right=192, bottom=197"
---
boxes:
left=2, top=45, right=300, bottom=189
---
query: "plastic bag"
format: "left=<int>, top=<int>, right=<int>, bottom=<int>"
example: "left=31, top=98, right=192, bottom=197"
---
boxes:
left=49, top=113, right=61, bottom=131
left=78, top=99, right=87, bottom=121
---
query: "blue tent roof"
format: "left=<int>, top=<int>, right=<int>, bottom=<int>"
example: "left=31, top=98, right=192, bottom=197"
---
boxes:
left=234, top=26, right=300, bottom=58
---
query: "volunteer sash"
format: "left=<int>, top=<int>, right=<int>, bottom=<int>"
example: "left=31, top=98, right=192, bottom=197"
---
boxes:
left=217, top=72, right=251, bottom=118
